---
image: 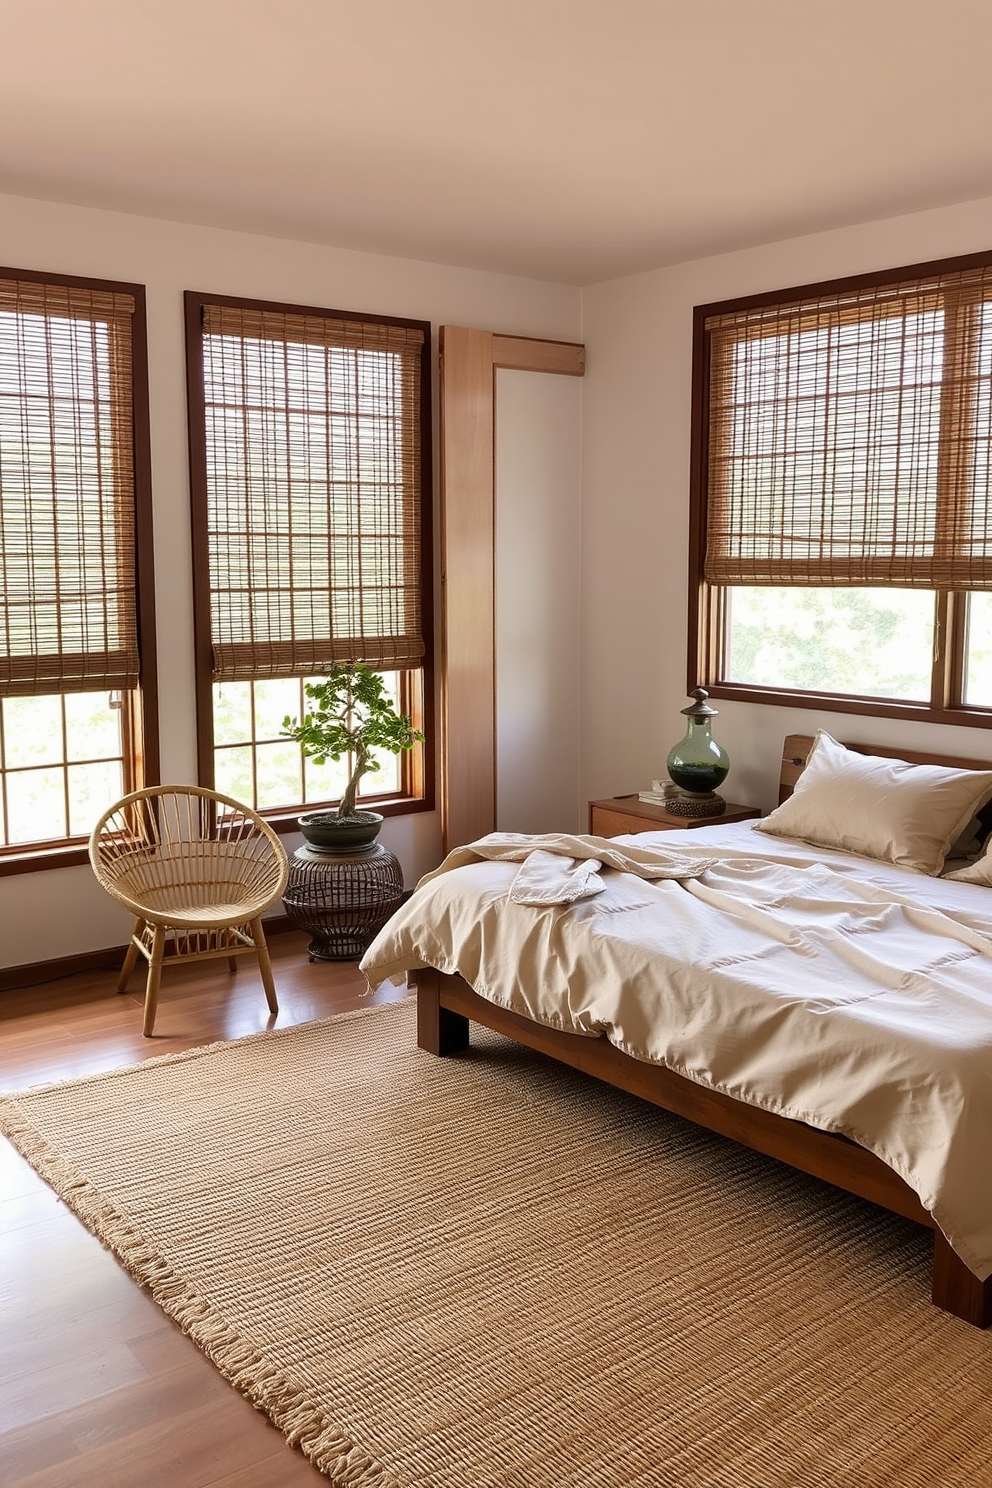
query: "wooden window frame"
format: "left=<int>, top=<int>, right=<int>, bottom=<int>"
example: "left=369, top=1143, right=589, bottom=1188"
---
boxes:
left=688, top=249, right=992, bottom=730
left=0, top=267, right=158, bottom=877
left=184, top=290, right=434, bottom=835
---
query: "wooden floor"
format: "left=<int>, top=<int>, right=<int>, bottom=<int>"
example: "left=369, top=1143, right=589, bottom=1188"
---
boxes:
left=0, top=933, right=406, bottom=1487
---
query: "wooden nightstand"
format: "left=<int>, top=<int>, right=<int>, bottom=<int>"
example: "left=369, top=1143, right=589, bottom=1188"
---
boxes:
left=588, top=795, right=760, bottom=837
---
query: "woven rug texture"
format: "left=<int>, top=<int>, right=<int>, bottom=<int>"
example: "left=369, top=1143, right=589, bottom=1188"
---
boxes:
left=1, top=999, right=990, bottom=1488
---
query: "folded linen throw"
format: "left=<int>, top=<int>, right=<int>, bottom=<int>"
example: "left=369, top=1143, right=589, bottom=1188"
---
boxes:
left=416, top=832, right=718, bottom=907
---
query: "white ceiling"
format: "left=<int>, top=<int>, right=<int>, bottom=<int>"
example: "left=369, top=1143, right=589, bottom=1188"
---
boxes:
left=1, top=0, right=990, bottom=285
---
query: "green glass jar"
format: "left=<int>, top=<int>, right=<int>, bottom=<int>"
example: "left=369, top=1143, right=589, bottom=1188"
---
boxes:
left=666, top=688, right=730, bottom=795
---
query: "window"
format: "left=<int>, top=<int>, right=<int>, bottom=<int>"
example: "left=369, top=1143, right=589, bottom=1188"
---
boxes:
left=185, top=293, right=432, bottom=823
left=690, top=251, right=992, bottom=725
left=212, top=672, right=408, bottom=813
left=0, top=269, right=156, bottom=869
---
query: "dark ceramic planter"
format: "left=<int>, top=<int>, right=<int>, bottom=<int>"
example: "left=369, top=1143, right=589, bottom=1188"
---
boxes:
left=297, top=810, right=383, bottom=854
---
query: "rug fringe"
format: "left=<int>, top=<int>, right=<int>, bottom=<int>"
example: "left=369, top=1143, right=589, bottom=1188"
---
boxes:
left=0, top=1095, right=404, bottom=1487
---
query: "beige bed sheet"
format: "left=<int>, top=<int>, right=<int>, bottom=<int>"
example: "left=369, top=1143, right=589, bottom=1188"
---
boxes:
left=360, top=822, right=992, bottom=1278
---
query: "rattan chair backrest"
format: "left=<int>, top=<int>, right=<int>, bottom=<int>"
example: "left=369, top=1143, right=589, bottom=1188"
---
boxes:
left=89, top=785, right=289, bottom=928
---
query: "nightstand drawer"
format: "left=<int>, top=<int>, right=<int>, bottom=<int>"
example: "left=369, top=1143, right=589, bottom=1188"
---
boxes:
left=590, top=805, right=654, bottom=837
left=589, top=797, right=759, bottom=837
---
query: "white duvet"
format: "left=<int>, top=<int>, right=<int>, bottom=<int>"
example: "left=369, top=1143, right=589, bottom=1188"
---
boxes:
left=360, top=821, right=992, bottom=1279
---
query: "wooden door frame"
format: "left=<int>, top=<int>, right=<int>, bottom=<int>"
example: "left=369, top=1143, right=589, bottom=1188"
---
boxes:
left=439, top=328, right=585, bottom=852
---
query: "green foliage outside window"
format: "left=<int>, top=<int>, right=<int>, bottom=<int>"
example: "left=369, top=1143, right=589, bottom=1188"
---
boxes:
left=727, top=588, right=935, bottom=701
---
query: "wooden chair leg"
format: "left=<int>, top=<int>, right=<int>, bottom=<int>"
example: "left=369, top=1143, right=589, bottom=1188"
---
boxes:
left=142, top=925, right=166, bottom=1037
left=227, top=957, right=239, bottom=974
left=251, top=918, right=279, bottom=1016
left=117, top=919, right=144, bottom=993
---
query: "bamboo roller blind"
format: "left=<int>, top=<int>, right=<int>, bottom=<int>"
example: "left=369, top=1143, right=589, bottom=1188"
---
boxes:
left=704, top=263, right=992, bottom=588
left=0, top=276, right=138, bottom=698
left=201, top=304, right=425, bottom=681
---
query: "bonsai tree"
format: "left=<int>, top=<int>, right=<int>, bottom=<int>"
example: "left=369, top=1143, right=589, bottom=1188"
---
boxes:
left=282, top=662, right=424, bottom=821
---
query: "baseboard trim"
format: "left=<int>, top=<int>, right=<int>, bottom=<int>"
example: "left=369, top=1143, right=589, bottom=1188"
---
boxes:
left=0, top=914, right=301, bottom=993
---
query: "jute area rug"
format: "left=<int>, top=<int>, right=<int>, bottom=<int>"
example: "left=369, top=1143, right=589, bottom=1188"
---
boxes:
left=1, top=1000, right=989, bottom=1488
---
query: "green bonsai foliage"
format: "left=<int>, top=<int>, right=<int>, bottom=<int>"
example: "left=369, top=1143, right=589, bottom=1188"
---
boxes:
left=281, top=662, right=424, bottom=821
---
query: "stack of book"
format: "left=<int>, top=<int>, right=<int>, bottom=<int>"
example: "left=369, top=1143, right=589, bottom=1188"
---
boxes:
left=637, top=779, right=681, bottom=805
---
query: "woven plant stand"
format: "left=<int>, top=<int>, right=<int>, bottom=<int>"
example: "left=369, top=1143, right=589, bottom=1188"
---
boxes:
left=283, top=843, right=404, bottom=961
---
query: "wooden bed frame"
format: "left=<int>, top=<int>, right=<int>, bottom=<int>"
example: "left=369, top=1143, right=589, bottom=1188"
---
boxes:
left=415, top=733, right=992, bottom=1328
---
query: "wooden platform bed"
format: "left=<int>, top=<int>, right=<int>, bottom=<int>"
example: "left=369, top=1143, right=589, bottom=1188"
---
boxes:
left=415, top=735, right=992, bottom=1329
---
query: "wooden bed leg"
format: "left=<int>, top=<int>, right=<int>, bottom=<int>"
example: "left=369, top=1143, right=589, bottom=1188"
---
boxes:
left=931, top=1230, right=992, bottom=1327
left=416, top=969, right=470, bottom=1056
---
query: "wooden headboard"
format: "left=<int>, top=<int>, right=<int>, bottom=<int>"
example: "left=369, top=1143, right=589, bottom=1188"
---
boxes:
left=779, top=733, right=992, bottom=805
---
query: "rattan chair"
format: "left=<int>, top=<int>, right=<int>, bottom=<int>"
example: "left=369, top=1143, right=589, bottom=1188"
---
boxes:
left=89, top=786, right=290, bottom=1036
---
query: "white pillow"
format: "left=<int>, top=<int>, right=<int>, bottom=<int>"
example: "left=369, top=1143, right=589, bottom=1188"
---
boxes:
left=754, top=731, right=992, bottom=875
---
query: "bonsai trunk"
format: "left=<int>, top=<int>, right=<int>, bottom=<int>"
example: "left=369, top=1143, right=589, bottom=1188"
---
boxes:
left=337, top=747, right=372, bottom=820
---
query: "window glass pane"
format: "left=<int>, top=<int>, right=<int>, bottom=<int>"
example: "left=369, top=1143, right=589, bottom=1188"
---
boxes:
left=3, top=695, right=63, bottom=767
left=254, top=678, right=302, bottom=741
left=965, top=593, right=992, bottom=706
left=213, top=682, right=252, bottom=746
left=358, top=670, right=401, bottom=796
left=1, top=687, right=129, bottom=850
left=254, top=741, right=303, bottom=812
left=67, top=760, right=123, bottom=838
left=360, top=751, right=401, bottom=798
left=6, top=767, right=66, bottom=844
left=725, top=587, right=934, bottom=700
left=215, top=745, right=254, bottom=806
left=64, top=691, right=124, bottom=763
left=303, top=752, right=351, bottom=807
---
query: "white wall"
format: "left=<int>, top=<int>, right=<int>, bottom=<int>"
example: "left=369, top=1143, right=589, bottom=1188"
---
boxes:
left=0, top=191, right=581, bottom=970
left=579, top=194, right=992, bottom=816
left=495, top=369, right=583, bottom=833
